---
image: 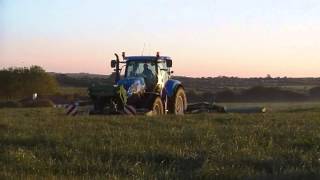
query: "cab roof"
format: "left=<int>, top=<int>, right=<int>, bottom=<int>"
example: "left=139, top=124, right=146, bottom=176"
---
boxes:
left=125, top=56, right=171, bottom=62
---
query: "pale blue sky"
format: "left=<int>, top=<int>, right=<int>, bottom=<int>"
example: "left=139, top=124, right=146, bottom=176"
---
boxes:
left=1, top=0, right=320, bottom=77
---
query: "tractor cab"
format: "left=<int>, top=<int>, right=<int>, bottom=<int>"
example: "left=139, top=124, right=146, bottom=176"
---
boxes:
left=124, top=56, right=171, bottom=92
left=112, top=53, right=172, bottom=93
left=125, top=60, right=157, bottom=91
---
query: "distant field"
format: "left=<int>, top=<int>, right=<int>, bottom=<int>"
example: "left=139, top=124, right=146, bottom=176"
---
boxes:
left=1, top=103, right=320, bottom=179
left=220, top=102, right=320, bottom=112
left=280, top=85, right=316, bottom=93
left=56, top=84, right=317, bottom=96
left=57, top=87, right=88, bottom=96
left=231, top=85, right=316, bottom=94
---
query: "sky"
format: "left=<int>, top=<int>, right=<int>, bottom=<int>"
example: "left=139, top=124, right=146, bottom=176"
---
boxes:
left=1, top=0, right=320, bottom=77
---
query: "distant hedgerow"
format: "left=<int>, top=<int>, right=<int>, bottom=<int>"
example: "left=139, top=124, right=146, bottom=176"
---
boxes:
left=0, top=66, right=58, bottom=99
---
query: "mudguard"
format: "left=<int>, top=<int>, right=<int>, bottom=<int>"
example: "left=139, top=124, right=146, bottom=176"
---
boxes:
left=164, top=79, right=182, bottom=98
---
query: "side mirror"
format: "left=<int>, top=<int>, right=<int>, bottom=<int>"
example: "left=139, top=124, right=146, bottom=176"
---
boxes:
left=111, top=60, right=117, bottom=68
left=166, top=59, right=172, bottom=68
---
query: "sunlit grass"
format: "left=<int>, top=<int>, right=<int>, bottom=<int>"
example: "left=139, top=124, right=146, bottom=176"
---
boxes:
left=0, top=106, right=320, bottom=179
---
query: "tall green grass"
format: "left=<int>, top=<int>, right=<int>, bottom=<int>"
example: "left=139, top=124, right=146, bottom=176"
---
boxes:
left=0, top=107, right=320, bottom=179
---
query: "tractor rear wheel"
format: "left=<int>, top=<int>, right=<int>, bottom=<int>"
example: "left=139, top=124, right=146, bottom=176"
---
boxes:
left=150, top=96, right=164, bottom=115
left=169, top=87, right=187, bottom=115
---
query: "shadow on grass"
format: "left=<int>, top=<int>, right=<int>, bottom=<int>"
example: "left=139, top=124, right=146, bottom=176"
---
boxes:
left=280, top=107, right=320, bottom=113
left=99, top=150, right=207, bottom=178
left=0, top=135, right=57, bottom=149
left=248, top=172, right=320, bottom=180
left=0, top=135, right=206, bottom=178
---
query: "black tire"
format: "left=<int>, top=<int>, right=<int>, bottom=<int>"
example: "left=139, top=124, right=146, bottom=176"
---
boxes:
left=150, top=96, right=164, bottom=115
left=169, top=87, right=187, bottom=115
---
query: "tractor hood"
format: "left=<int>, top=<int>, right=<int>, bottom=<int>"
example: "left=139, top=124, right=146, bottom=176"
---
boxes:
left=117, top=77, right=146, bottom=96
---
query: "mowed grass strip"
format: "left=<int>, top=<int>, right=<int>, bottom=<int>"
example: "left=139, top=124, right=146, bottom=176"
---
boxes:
left=0, top=108, right=320, bottom=179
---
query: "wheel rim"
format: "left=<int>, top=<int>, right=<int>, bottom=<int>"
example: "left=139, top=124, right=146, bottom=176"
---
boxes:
left=153, top=102, right=161, bottom=115
left=175, top=96, right=184, bottom=114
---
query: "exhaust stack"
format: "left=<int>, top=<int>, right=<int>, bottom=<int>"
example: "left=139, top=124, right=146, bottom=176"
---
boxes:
left=114, top=53, right=120, bottom=83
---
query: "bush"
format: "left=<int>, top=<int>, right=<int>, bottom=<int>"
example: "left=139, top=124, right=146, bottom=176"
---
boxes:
left=186, top=90, right=200, bottom=102
left=309, top=87, right=320, bottom=98
left=240, top=86, right=305, bottom=102
left=215, top=89, right=236, bottom=102
left=0, top=66, right=58, bottom=99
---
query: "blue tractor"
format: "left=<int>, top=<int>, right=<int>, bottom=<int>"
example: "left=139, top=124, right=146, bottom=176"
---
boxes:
left=88, top=52, right=187, bottom=115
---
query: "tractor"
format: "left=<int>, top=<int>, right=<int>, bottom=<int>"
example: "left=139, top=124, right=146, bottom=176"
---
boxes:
left=88, top=52, right=187, bottom=115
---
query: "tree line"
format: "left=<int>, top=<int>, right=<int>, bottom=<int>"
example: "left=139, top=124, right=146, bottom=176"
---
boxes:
left=2, top=66, right=320, bottom=103
left=187, top=86, right=320, bottom=103
left=54, top=73, right=113, bottom=87
left=0, top=66, right=58, bottom=99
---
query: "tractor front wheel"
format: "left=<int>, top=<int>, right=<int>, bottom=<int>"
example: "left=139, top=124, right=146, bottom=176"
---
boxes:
left=150, top=96, right=164, bottom=115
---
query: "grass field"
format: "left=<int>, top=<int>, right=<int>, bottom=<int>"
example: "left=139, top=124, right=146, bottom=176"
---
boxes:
left=0, top=103, right=320, bottom=179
